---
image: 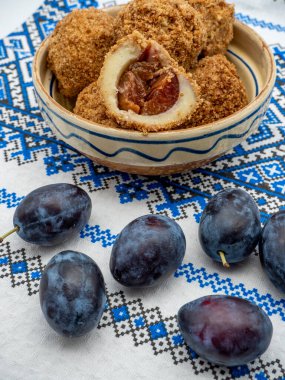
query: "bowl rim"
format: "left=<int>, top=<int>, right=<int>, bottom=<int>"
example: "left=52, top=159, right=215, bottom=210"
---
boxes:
left=32, top=11, right=276, bottom=141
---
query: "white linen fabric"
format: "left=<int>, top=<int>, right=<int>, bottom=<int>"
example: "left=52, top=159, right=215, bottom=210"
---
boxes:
left=0, top=0, right=284, bottom=379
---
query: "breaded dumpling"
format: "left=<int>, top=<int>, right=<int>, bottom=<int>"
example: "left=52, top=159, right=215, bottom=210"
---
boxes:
left=48, top=8, right=115, bottom=98
left=115, top=0, right=206, bottom=70
left=188, top=0, right=234, bottom=56
left=187, top=54, right=248, bottom=127
left=74, top=81, right=118, bottom=128
left=98, top=32, right=200, bottom=133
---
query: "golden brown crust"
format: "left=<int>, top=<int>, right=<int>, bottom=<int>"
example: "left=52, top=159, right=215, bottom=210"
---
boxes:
left=188, top=0, right=234, bottom=56
left=114, top=0, right=206, bottom=71
left=186, top=54, right=248, bottom=127
left=74, top=81, right=119, bottom=128
left=47, top=8, right=116, bottom=98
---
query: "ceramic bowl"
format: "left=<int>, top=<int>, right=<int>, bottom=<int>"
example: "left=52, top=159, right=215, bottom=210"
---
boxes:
left=32, top=6, right=276, bottom=175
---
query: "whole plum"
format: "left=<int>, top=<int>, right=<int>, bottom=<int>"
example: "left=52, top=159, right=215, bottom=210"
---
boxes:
left=178, top=295, right=273, bottom=366
left=199, top=188, right=261, bottom=266
left=259, top=210, right=285, bottom=293
left=40, top=250, right=106, bottom=337
left=13, top=183, right=91, bottom=246
left=110, top=214, right=186, bottom=287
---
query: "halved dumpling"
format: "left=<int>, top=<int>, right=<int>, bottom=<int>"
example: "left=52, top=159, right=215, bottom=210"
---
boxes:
left=98, top=32, right=200, bottom=133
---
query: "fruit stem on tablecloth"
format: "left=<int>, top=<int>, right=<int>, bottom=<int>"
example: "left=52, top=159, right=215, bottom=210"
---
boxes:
left=0, top=225, right=19, bottom=243
left=218, top=250, right=230, bottom=268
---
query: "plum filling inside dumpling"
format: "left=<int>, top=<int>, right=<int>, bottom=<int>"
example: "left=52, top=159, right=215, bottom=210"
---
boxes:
left=118, top=44, right=179, bottom=115
left=98, top=32, right=199, bottom=132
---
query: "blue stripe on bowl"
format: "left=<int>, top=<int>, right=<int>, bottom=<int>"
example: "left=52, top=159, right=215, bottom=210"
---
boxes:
left=41, top=106, right=264, bottom=161
left=36, top=48, right=268, bottom=162
left=37, top=85, right=271, bottom=146
left=227, top=49, right=259, bottom=96
left=50, top=75, right=55, bottom=98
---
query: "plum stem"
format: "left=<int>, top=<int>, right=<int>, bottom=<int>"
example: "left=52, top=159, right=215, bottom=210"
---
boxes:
left=218, top=251, right=230, bottom=268
left=0, top=225, right=20, bottom=243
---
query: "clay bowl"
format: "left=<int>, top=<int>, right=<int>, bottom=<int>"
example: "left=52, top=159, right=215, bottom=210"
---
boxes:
left=32, top=6, right=276, bottom=175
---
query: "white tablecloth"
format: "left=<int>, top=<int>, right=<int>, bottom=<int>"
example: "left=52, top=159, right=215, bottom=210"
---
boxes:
left=0, top=1, right=284, bottom=379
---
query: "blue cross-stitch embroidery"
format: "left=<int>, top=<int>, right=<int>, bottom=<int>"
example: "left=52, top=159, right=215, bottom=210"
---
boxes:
left=0, top=1, right=284, bottom=378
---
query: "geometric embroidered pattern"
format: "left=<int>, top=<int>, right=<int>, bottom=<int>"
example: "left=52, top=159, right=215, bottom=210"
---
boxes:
left=236, top=13, right=285, bottom=32
left=1, top=40, right=285, bottom=223
left=0, top=187, right=24, bottom=208
left=99, top=290, right=285, bottom=379
left=0, top=0, right=285, bottom=378
left=80, top=224, right=118, bottom=247
left=0, top=242, right=43, bottom=296
left=2, top=237, right=284, bottom=380
left=175, top=263, right=285, bottom=322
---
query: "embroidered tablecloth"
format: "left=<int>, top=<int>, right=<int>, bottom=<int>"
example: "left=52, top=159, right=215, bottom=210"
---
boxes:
left=0, top=1, right=284, bottom=379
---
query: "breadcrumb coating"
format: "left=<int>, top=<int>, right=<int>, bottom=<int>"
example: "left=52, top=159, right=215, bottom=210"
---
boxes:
left=115, top=0, right=206, bottom=71
left=74, top=81, right=118, bottom=128
left=47, top=8, right=116, bottom=98
left=188, top=0, right=234, bottom=56
left=187, top=54, right=248, bottom=127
